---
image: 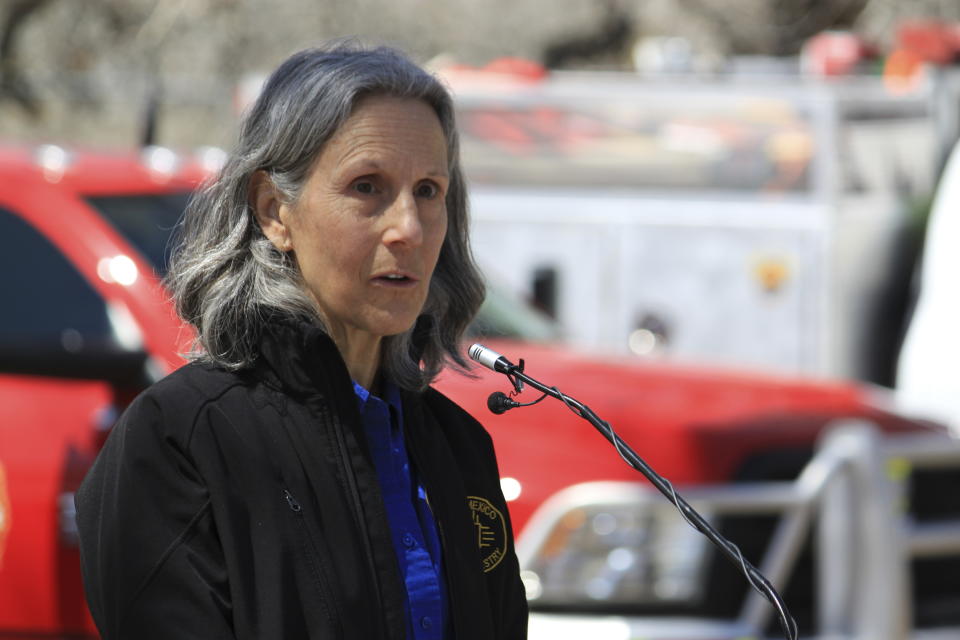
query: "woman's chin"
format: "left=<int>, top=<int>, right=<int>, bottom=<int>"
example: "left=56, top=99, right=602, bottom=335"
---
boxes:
left=364, top=310, right=423, bottom=340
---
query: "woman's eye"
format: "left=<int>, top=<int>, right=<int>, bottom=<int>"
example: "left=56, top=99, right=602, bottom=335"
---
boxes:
left=415, top=182, right=439, bottom=199
left=353, top=180, right=377, bottom=195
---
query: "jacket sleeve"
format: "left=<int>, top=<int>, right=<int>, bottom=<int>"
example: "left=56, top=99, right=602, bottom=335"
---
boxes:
left=75, top=392, right=235, bottom=640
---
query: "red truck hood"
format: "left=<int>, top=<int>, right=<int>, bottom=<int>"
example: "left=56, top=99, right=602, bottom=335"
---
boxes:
left=434, top=339, right=917, bottom=532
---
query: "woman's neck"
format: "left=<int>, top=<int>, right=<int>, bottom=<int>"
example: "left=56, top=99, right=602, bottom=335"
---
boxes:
left=310, top=303, right=384, bottom=391
left=333, top=330, right=382, bottom=392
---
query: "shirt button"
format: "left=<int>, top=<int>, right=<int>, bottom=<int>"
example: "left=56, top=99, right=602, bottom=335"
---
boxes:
left=402, top=533, right=416, bottom=548
left=420, top=616, right=432, bottom=629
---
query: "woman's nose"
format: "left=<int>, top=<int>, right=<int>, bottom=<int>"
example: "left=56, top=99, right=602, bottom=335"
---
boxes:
left=382, top=192, right=424, bottom=247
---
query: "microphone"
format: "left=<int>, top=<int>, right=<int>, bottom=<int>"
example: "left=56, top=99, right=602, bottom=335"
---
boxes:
left=469, top=344, right=799, bottom=639
left=487, top=391, right=520, bottom=415
left=469, top=344, right=516, bottom=374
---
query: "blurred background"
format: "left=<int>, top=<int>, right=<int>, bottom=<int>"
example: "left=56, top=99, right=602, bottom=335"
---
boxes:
left=3, top=0, right=957, bottom=387
left=4, top=1, right=960, bottom=639
left=2, top=0, right=957, bottom=144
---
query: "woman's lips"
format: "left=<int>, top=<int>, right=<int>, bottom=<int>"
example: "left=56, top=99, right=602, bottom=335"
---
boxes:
left=371, top=272, right=419, bottom=288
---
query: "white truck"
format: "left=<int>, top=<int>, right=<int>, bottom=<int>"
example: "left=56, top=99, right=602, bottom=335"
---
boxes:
left=451, top=71, right=941, bottom=384
left=896, top=140, right=960, bottom=434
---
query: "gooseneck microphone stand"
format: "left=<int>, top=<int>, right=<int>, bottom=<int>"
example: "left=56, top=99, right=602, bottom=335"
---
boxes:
left=469, top=344, right=798, bottom=640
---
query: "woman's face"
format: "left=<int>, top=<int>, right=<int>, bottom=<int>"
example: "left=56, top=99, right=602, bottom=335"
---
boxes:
left=262, top=95, right=449, bottom=344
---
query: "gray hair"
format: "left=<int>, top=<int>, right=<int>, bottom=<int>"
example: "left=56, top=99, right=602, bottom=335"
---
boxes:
left=165, top=43, right=485, bottom=391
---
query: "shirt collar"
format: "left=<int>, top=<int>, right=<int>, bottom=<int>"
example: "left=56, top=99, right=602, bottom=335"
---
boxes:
left=352, top=378, right=403, bottom=414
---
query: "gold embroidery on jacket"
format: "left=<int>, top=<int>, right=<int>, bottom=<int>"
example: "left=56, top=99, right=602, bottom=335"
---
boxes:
left=467, top=496, right=507, bottom=572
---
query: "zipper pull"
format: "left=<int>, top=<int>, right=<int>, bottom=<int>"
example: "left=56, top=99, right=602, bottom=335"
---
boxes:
left=283, top=489, right=303, bottom=513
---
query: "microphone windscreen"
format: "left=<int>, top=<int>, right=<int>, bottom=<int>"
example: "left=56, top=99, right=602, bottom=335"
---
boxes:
left=487, top=391, right=512, bottom=415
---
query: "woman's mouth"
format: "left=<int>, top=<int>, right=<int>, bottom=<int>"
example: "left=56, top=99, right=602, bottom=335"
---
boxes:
left=372, top=272, right=419, bottom=287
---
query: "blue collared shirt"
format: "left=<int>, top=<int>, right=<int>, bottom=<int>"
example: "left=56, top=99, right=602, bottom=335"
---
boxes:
left=353, top=380, right=449, bottom=640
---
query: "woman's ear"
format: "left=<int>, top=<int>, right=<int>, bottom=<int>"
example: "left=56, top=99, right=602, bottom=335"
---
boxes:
left=250, top=170, right=293, bottom=252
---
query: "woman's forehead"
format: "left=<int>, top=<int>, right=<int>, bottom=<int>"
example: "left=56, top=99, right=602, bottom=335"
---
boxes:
left=318, top=96, right=448, bottom=169
left=339, top=94, right=444, bottom=138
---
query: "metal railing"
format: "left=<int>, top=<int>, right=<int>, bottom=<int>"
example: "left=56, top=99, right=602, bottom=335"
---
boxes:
left=517, top=420, right=960, bottom=640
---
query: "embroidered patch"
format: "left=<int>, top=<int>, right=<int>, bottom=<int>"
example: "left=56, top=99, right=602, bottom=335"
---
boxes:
left=467, top=496, right=507, bottom=573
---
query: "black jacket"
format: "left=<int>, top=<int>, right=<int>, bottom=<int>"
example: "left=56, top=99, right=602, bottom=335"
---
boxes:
left=75, top=320, right=528, bottom=639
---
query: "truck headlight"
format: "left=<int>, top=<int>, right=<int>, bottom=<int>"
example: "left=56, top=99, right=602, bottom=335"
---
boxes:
left=518, top=483, right=711, bottom=607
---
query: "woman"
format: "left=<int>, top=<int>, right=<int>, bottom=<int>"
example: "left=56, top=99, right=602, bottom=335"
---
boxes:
left=75, top=44, right=528, bottom=639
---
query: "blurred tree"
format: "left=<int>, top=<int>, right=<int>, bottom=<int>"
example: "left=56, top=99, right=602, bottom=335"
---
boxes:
left=0, top=0, right=50, bottom=116
left=542, top=0, right=634, bottom=68
left=675, top=0, right=870, bottom=56
left=3, top=0, right=960, bottom=147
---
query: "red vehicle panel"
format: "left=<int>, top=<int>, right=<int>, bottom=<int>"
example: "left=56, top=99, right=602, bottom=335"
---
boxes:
left=0, top=147, right=206, bottom=636
left=435, top=340, right=913, bottom=531
left=0, top=376, right=108, bottom=633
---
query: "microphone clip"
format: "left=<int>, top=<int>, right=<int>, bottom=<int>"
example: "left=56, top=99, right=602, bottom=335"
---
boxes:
left=506, top=358, right=525, bottom=394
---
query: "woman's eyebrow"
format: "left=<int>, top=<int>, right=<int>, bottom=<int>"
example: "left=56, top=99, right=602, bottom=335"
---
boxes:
left=339, top=157, right=382, bottom=173
left=342, top=157, right=449, bottom=180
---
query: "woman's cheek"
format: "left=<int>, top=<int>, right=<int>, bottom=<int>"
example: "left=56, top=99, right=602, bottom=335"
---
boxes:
left=430, top=207, right=449, bottom=244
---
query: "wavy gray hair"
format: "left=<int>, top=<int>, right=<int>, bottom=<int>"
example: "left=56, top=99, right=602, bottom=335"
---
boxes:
left=165, top=43, right=485, bottom=390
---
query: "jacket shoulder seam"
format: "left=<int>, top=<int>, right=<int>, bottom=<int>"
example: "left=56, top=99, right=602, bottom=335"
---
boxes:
left=182, top=380, right=248, bottom=451
left=146, top=364, right=251, bottom=451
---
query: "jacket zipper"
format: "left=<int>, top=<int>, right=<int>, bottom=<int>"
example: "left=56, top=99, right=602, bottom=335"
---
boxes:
left=284, top=489, right=302, bottom=512
left=283, top=488, right=342, bottom=634
left=320, top=403, right=394, bottom=639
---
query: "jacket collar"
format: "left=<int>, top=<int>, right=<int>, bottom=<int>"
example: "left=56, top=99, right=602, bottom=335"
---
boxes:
left=256, top=315, right=353, bottom=398
left=254, top=312, right=433, bottom=397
